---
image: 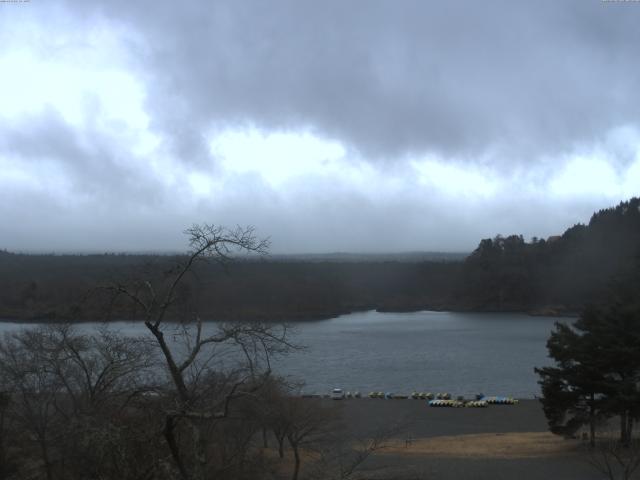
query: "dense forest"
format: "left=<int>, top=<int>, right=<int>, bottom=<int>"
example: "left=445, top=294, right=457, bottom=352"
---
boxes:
left=0, top=197, right=638, bottom=322
left=0, top=252, right=461, bottom=322
left=456, top=197, right=640, bottom=314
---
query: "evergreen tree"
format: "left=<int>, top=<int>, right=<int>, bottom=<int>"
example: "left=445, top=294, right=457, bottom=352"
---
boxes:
left=535, top=311, right=609, bottom=446
left=536, top=289, right=640, bottom=446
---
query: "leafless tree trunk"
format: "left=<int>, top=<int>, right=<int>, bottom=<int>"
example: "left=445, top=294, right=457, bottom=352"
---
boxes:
left=277, top=434, right=286, bottom=459
left=0, top=392, right=11, bottom=479
left=107, top=224, right=295, bottom=480
left=0, top=225, right=295, bottom=480
left=290, top=441, right=301, bottom=480
left=621, top=411, right=629, bottom=446
left=589, top=393, right=596, bottom=448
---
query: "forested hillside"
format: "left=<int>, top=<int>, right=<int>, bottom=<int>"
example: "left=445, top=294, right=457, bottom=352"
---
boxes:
left=0, top=252, right=460, bottom=321
left=0, top=198, right=638, bottom=322
left=456, top=197, right=640, bottom=314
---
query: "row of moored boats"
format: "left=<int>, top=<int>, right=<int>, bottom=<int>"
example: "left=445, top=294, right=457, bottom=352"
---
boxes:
left=332, top=390, right=518, bottom=406
left=427, top=397, right=519, bottom=407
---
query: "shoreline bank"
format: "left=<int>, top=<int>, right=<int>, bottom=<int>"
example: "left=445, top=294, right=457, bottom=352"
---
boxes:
left=0, top=304, right=578, bottom=324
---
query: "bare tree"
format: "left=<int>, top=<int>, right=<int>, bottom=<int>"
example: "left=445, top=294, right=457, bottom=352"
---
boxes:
left=586, top=434, right=640, bottom=480
left=266, top=395, right=398, bottom=480
left=279, top=398, right=339, bottom=480
left=0, top=325, right=158, bottom=480
left=108, top=224, right=295, bottom=480
left=0, top=225, right=296, bottom=480
left=0, top=329, right=64, bottom=480
left=42, top=325, right=154, bottom=414
left=316, top=425, right=403, bottom=480
left=0, top=391, right=17, bottom=479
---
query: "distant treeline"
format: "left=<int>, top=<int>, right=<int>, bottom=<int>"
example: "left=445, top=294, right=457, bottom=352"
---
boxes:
left=1, top=197, right=639, bottom=322
left=0, top=251, right=461, bottom=322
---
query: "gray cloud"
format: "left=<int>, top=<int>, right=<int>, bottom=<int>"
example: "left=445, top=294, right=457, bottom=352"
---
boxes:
left=64, top=0, right=640, bottom=165
left=0, top=1, right=638, bottom=253
left=0, top=107, right=164, bottom=204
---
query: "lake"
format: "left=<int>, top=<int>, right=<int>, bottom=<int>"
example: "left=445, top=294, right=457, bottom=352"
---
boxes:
left=0, top=310, right=567, bottom=398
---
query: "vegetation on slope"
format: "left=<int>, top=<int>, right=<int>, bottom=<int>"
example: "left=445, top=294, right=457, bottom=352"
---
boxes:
left=0, top=197, right=638, bottom=321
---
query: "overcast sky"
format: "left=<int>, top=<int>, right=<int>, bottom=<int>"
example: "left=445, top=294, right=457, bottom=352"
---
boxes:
left=1, top=1, right=639, bottom=254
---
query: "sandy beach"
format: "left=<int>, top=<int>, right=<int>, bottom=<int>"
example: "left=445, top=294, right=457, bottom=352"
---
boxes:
left=321, top=399, right=603, bottom=479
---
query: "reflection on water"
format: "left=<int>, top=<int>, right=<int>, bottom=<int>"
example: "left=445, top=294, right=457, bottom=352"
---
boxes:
left=0, top=310, right=568, bottom=398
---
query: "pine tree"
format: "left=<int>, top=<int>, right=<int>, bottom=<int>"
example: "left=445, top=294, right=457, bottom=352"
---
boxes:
left=535, top=312, right=609, bottom=446
left=536, top=281, right=640, bottom=446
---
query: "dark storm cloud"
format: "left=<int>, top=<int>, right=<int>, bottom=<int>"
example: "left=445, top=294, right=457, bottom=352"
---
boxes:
left=69, top=0, right=640, bottom=164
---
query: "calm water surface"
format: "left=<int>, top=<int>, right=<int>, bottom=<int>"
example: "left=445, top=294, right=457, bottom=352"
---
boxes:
left=275, top=310, right=566, bottom=398
left=0, top=310, right=567, bottom=398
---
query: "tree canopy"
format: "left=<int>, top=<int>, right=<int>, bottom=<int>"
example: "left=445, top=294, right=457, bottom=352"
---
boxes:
left=536, top=269, right=640, bottom=446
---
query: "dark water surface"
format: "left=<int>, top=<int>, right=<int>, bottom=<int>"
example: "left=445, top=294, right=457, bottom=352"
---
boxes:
left=0, top=310, right=567, bottom=398
left=274, top=310, right=565, bottom=398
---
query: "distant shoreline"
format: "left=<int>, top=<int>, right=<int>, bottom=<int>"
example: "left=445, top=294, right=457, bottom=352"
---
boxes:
left=0, top=305, right=578, bottom=324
